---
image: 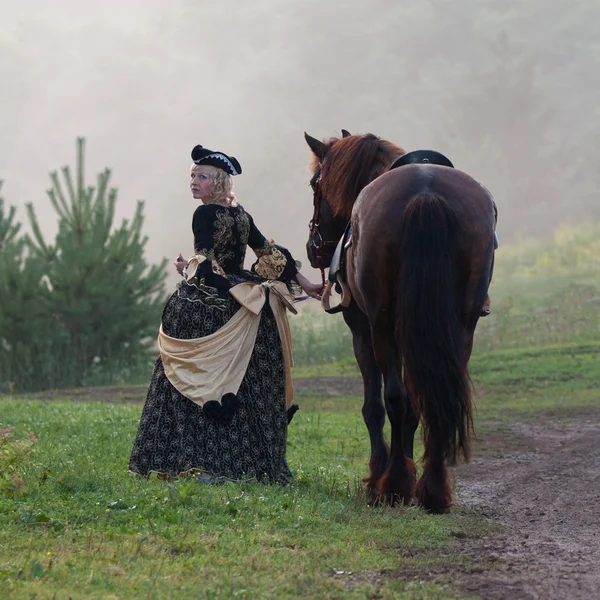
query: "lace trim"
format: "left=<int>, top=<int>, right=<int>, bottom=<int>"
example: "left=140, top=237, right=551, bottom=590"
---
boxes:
left=176, top=280, right=228, bottom=311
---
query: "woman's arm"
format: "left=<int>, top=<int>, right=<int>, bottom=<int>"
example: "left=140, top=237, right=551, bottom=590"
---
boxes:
left=294, top=271, right=323, bottom=301
left=248, top=214, right=323, bottom=298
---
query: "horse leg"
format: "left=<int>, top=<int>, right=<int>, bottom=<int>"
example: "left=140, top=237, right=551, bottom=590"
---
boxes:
left=370, top=325, right=417, bottom=506
left=416, top=435, right=453, bottom=514
left=401, top=373, right=420, bottom=462
left=343, top=302, right=387, bottom=503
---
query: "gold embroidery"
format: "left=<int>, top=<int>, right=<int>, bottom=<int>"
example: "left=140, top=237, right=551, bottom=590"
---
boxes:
left=213, top=210, right=235, bottom=265
left=190, top=248, right=226, bottom=277
left=235, top=210, right=251, bottom=270
left=194, top=247, right=215, bottom=262
left=211, top=260, right=226, bottom=276
left=235, top=210, right=250, bottom=247
left=254, top=245, right=288, bottom=280
left=253, top=239, right=272, bottom=258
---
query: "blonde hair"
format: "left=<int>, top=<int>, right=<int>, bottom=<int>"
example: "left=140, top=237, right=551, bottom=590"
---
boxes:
left=190, top=163, right=237, bottom=205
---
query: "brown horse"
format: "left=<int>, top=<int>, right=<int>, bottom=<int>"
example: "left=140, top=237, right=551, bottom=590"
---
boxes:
left=304, top=131, right=497, bottom=514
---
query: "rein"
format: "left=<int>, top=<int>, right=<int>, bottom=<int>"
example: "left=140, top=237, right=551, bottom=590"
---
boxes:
left=308, top=177, right=339, bottom=287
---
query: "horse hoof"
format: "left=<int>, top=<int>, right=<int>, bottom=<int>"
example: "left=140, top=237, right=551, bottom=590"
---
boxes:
left=365, top=486, right=382, bottom=507
left=416, top=478, right=452, bottom=514
left=417, top=498, right=451, bottom=514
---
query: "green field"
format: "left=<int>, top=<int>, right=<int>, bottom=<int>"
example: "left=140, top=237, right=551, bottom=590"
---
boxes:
left=0, top=224, right=599, bottom=598
left=1, top=339, right=599, bottom=599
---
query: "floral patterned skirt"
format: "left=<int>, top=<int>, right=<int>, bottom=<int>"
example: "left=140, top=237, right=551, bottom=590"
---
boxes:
left=128, top=274, right=293, bottom=484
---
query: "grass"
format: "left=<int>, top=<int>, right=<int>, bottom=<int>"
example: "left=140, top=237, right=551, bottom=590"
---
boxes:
left=1, top=340, right=599, bottom=598
left=295, top=341, right=600, bottom=420
left=1, top=223, right=599, bottom=598
left=0, top=404, right=478, bottom=599
left=290, top=279, right=600, bottom=367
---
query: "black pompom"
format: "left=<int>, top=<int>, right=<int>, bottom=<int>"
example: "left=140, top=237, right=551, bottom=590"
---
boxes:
left=203, top=400, right=221, bottom=420
left=221, top=393, right=238, bottom=409
left=219, top=393, right=239, bottom=424
left=202, top=394, right=239, bottom=426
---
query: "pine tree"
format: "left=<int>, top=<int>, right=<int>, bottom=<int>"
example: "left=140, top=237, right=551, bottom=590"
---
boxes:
left=0, top=182, right=59, bottom=392
left=25, top=138, right=169, bottom=388
left=0, top=181, right=25, bottom=392
left=0, top=181, right=20, bottom=250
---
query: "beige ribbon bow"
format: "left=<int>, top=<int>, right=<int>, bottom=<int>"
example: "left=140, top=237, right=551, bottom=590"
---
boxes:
left=183, top=254, right=206, bottom=280
left=158, top=280, right=296, bottom=408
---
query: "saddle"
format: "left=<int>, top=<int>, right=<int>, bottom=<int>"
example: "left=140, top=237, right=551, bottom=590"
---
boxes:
left=389, top=149, right=454, bottom=170
left=324, top=150, right=455, bottom=314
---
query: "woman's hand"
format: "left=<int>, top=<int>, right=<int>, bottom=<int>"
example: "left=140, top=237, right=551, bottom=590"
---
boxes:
left=174, top=252, right=189, bottom=277
left=295, top=272, right=324, bottom=301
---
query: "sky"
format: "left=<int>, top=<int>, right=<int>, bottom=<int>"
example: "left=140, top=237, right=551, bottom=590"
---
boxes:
left=2, top=0, right=598, bottom=286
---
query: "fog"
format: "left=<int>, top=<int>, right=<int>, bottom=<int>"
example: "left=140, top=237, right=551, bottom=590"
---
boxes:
left=2, top=0, right=598, bottom=286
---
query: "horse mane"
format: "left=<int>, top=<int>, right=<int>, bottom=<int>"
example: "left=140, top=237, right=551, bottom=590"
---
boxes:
left=321, top=134, right=405, bottom=219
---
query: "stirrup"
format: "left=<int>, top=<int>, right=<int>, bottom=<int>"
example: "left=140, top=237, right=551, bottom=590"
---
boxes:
left=321, top=279, right=351, bottom=314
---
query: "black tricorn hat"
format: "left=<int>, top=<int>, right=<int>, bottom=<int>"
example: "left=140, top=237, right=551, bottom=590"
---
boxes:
left=191, top=145, right=242, bottom=176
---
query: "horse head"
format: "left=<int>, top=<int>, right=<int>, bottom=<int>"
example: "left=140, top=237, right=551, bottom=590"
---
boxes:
left=304, top=131, right=349, bottom=270
left=304, top=130, right=405, bottom=270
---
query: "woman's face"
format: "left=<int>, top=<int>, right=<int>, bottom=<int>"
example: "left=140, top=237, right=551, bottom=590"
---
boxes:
left=190, top=166, right=214, bottom=201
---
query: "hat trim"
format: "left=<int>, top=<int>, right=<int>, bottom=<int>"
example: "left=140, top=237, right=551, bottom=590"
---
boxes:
left=194, top=153, right=240, bottom=176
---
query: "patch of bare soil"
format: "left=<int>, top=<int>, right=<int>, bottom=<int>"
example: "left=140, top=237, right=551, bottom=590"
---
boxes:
left=24, top=377, right=365, bottom=403
left=294, top=376, right=363, bottom=396
left=448, top=415, right=600, bottom=599
left=27, top=385, right=149, bottom=403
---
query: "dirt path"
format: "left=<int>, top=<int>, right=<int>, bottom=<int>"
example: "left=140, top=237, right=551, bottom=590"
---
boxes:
left=24, top=376, right=366, bottom=403
left=451, top=416, right=600, bottom=599
left=292, top=379, right=600, bottom=599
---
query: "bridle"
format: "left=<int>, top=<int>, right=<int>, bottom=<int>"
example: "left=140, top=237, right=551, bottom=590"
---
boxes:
left=308, top=175, right=339, bottom=288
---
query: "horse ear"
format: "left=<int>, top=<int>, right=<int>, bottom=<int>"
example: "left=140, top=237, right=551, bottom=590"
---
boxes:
left=304, top=132, right=326, bottom=160
left=341, top=129, right=351, bottom=138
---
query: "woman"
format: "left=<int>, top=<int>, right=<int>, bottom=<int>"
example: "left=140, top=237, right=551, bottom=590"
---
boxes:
left=128, top=144, right=322, bottom=483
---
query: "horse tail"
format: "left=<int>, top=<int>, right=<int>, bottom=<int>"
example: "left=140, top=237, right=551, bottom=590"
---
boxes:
left=395, top=192, right=473, bottom=464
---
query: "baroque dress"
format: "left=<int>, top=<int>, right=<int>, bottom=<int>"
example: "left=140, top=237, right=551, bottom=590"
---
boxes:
left=128, top=203, right=299, bottom=483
